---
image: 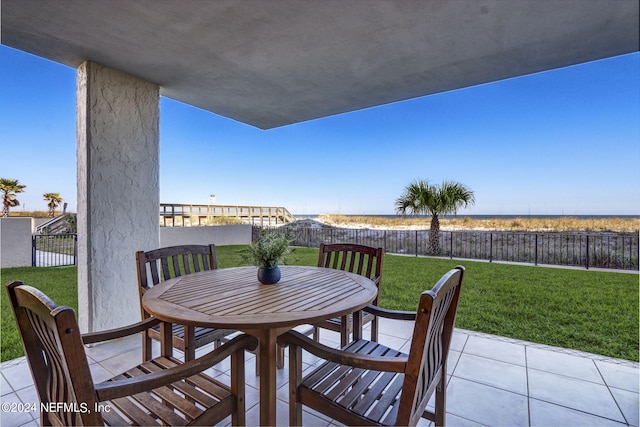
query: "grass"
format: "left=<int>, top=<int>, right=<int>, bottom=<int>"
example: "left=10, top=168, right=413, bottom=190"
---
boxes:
left=380, top=256, right=639, bottom=361
left=4, top=211, right=52, bottom=218
left=2, top=246, right=638, bottom=362
left=1, top=266, right=78, bottom=361
left=320, top=214, right=640, bottom=232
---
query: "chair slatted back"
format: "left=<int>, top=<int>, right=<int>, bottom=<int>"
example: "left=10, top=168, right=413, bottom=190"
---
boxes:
left=6, top=281, right=103, bottom=426
left=317, top=243, right=383, bottom=303
left=396, top=266, right=464, bottom=426
left=135, top=244, right=226, bottom=361
left=136, top=244, right=218, bottom=292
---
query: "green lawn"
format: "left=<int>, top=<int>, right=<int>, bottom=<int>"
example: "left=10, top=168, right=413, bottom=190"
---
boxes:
left=1, top=265, right=78, bottom=362
left=2, top=245, right=638, bottom=362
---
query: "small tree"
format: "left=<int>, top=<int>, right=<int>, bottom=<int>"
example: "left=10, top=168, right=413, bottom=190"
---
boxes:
left=43, top=193, right=63, bottom=217
left=396, top=179, right=475, bottom=254
left=64, top=214, right=77, bottom=233
left=0, top=178, right=26, bottom=217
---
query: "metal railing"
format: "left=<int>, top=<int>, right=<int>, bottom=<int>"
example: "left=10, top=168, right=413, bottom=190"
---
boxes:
left=255, top=226, right=639, bottom=271
left=35, top=214, right=74, bottom=234
left=160, top=203, right=296, bottom=226
left=32, top=234, right=78, bottom=267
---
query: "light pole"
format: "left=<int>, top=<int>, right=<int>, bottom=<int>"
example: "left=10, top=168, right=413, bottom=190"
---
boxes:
left=208, top=194, right=216, bottom=222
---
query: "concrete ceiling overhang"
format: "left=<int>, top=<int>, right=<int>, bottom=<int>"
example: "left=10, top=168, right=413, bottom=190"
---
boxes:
left=2, top=0, right=638, bottom=130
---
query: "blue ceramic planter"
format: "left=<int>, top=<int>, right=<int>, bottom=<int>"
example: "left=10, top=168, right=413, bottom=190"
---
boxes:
left=257, top=266, right=281, bottom=284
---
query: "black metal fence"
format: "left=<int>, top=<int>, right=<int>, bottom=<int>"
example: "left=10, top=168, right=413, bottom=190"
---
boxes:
left=32, top=234, right=78, bottom=267
left=255, top=226, right=639, bottom=271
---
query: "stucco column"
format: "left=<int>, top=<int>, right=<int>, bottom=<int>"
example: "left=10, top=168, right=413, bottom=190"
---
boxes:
left=77, top=61, right=160, bottom=333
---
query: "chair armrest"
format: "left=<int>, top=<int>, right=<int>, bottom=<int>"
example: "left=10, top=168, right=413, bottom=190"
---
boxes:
left=364, top=304, right=416, bottom=321
left=278, top=331, right=407, bottom=372
left=82, top=317, right=162, bottom=345
left=95, top=334, right=258, bottom=401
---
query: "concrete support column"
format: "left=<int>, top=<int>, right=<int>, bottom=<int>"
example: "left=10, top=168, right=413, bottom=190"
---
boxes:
left=77, top=61, right=159, bottom=333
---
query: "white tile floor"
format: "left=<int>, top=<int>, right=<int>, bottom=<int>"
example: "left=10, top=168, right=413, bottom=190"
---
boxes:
left=1, top=319, right=638, bottom=426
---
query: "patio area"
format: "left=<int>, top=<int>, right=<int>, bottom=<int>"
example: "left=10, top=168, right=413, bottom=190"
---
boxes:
left=2, top=318, right=638, bottom=427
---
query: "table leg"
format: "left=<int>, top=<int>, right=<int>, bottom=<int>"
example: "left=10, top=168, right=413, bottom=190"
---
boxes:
left=353, top=309, right=363, bottom=341
left=251, top=328, right=280, bottom=426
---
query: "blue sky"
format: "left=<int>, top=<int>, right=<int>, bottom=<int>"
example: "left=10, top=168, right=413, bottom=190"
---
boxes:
left=1, top=45, right=638, bottom=216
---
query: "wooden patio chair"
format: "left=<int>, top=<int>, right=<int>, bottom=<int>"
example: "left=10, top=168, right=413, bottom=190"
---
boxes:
left=279, top=266, right=465, bottom=426
left=314, top=243, right=384, bottom=347
left=136, top=244, right=234, bottom=361
left=6, top=280, right=257, bottom=426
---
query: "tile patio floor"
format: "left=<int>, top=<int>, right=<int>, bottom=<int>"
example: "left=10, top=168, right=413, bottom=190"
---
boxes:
left=1, top=319, right=638, bottom=427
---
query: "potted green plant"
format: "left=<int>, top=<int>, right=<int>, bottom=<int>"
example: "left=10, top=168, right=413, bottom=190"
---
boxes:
left=246, top=231, right=292, bottom=284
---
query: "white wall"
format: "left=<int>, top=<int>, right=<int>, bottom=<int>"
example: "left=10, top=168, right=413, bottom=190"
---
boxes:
left=160, top=224, right=252, bottom=248
left=0, top=221, right=251, bottom=272
left=0, top=218, right=33, bottom=268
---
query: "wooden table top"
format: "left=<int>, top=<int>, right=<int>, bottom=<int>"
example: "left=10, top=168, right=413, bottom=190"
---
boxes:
left=142, top=265, right=378, bottom=330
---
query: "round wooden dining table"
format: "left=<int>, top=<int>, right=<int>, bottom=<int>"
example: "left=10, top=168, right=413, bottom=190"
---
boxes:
left=142, top=265, right=377, bottom=426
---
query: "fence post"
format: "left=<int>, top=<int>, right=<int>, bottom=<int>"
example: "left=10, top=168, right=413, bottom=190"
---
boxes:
left=450, top=232, right=453, bottom=259
left=383, top=230, right=387, bottom=252
left=415, top=230, right=418, bottom=256
left=534, top=234, right=538, bottom=266
left=73, top=234, right=78, bottom=265
left=585, top=235, right=590, bottom=269
left=489, top=233, right=493, bottom=262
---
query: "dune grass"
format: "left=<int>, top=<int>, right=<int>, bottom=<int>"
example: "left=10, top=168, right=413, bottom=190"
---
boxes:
left=2, top=246, right=638, bottom=362
left=4, top=211, right=52, bottom=218
left=320, top=214, right=640, bottom=232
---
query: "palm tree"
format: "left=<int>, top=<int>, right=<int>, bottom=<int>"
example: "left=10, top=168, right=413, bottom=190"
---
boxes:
left=396, top=179, right=475, bottom=254
left=0, top=178, right=27, bottom=217
left=43, top=193, right=63, bottom=217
